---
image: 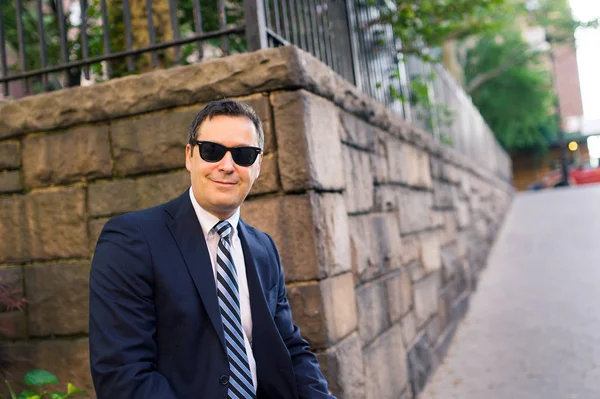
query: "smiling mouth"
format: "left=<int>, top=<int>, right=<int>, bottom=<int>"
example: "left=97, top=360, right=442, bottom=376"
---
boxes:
left=212, top=180, right=237, bottom=186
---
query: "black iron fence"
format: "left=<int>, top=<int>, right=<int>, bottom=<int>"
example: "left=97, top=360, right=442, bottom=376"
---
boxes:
left=0, top=0, right=511, bottom=179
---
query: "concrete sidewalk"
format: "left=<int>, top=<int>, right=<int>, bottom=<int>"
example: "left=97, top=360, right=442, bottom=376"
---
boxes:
left=422, top=184, right=600, bottom=399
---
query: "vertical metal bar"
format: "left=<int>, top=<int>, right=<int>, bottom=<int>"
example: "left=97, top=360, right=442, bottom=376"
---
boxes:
left=36, top=0, right=48, bottom=89
left=15, top=0, right=29, bottom=93
left=307, top=0, right=321, bottom=60
left=217, top=0, right=229, bottom=54
left=300, top=0, right=312, bottom=53
left=263, top=0, right=272, bottom=47
left=168, top=0, right=180, bottom=63
left=279, top=0, right=290, bottom=41
left=192, top=0, right=204, bottom=59
left=0, top=1, right=8, bottom=96
left=145, top=0, right=158, bottom=67
left=244, top=0, right=268, bottom=51
left=123, top=0, right=135, bottom=71
left=293, top=0, right=306, bottom=50
left=272, top=0, right=282, bottom=37
left=287, top=0, right=298, bottom=45
left=343, top=0, right=359, bottom=86
left=80, top=0, right=90, bottom=79
left=56, top=0, right=69, bottom=64
left=99, top=0, right=112, bottom=77
left=319, top=0, right=333, bottom=70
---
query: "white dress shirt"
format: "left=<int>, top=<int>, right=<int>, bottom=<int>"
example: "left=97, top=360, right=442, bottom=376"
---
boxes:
left=189, top=188, right=257, bottom=390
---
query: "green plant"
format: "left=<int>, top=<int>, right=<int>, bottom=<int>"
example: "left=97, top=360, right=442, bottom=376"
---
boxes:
left=2, top=370, right=86, bottom=399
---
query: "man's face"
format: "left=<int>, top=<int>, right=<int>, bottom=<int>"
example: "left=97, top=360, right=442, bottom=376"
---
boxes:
left=185, top=115, right=262, bottom=220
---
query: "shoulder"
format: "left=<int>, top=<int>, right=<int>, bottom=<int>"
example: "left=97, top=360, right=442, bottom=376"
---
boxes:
left=100, top=194, right=182, bottom=238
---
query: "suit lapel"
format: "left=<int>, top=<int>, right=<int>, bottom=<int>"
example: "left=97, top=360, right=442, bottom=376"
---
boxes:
left=165, top=189, right=226, bottom=352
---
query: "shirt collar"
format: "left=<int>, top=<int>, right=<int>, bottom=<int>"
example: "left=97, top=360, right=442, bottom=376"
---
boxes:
left=189, top=187, right=240, bottom=239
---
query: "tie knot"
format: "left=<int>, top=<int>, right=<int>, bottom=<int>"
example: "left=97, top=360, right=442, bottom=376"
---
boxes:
left=214, top=220, right=232, bottom=240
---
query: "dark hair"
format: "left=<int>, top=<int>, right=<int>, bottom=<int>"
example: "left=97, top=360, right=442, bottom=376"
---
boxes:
left=188, top=99, right=264, bottom=150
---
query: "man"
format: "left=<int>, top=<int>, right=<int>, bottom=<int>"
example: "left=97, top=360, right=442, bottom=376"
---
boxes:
left=89, top=100, right=335, bottom=399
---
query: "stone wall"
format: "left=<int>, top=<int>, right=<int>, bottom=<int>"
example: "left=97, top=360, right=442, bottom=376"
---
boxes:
left=0, top=46, right=513, bottom=398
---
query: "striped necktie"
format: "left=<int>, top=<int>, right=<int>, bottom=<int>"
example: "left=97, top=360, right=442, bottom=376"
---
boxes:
left=214, top=221, right=257, bottom=399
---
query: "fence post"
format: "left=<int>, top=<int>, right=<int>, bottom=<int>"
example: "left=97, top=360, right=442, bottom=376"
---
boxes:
left=244, top=0, right=268, bottom=51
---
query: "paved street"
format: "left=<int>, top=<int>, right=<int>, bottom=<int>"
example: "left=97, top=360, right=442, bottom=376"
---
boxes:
left=422, top=184, right=600, bottom=399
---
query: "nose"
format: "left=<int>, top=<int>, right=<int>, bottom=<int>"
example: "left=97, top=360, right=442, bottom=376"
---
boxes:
left=217, top=150, right=235, bottom=172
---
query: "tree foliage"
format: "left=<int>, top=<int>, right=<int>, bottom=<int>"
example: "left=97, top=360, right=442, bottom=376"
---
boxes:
left=465, top=29, right=558, bottom=153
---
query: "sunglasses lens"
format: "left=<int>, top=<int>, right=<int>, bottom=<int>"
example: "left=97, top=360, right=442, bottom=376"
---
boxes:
left=199, top=142, right=226, bottom=162
left=231, top=148, right=259, bottom=167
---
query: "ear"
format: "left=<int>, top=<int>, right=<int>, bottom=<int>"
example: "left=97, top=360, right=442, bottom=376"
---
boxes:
left=185, top=144, right=193, bottom=172
left=253, top=153, right=262, bottom=179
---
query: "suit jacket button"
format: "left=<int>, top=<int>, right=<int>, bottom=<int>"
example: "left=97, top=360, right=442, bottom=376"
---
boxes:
left=220, top=375, right=229, bottom=385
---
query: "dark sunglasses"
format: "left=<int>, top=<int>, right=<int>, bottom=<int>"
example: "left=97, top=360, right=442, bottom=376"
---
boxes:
left=195, top=140, right=262, bottom=167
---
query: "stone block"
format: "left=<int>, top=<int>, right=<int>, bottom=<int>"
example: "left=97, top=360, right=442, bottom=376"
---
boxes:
left=316, top=333, right=366, bottom=399
left=371, top=213, right=403, bottom=271
left=238, top=93, right=275, bottom=153
left=248, top=153, right=280, bottom=196
left=111, top=108, right=193, bottom=176
left=429, top=156, right=442, bottom=180
left=401, top=311, right=418, bottom=347
left=406, top=145, right=432, bottom=189
left=401, top=270, right=414, bottom=315
left=406, top=260, right=426, bottom=282
left=441, top=244, right=461, bottom=282
left=0, top=311, right=27, bottom=339
left=22, top=125, right=112, bottom=188
left=440, top=211, right=458, bottom=245
left=355, top=280, right=389, bottom=344
left=419, top=231, right=442, bottom=273
left=271, top=90, right=345, bottom=192
left=137, top=170, right=190, bottom=208
left=429, top=210, right=444, bottom=229
left=0, top=170, right=21, bottom=193
left=88, top=179, right=138, bottom=217
left=242, top=195, right=320, bottom=281
left=320, top=272, right=358, bottom=344
left=407, top=334, right=434, bottom=398
left=374, top=185, right=398, bottom=213
left=456, top=231, right=468, bottom=259
left=342, top=145, right=374, bottom=214
left=432, top=181, right=454, bottom=209
left=242, top=192, right=349, bottom=281
left=401, top=234, right=420, bottom=265
left=0, top=267, right=26, bottom=339
left=339, top=109, right=375, bottom=151
left=288, top=272, right=357, bottom=349
left=88, top=170, right=190, bottom=217
left=384, top=141, right=431, bottom=189
left=2, top=339, right=93, bottom=397
left=425, top=312, right=442, bottom=344
left=364, top=324, right=409, bottom=399
left=385, top=270, right=412, bottom=323
left=0, top=140, right=20, bottom=169
left=348, top=215, right=377, bottom=283
left=0, top=188, right=88, bottom=263
left=397, top=188, right=434, bottom=235
left=413, top=272, right=440, bottom=327
left=456, top=199, right=471, bottom=229
left=25, top=262, right=90, bottom=336
left=311, top=193, right=351, bottom=276
left=89, top=217, right=109, bottom=252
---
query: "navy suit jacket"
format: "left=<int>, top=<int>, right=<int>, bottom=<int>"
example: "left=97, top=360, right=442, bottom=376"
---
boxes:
left=89, top=189, right=334, bottom=399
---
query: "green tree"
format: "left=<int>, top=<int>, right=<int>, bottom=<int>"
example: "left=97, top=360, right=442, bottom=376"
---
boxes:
left=465, top=29, right=557, bottom=153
